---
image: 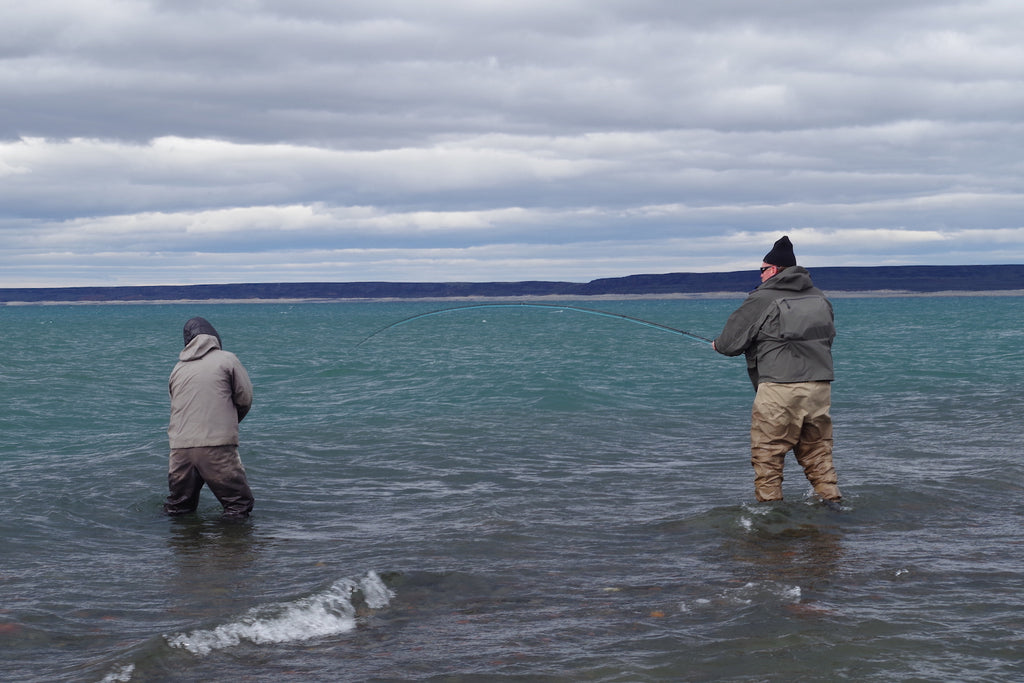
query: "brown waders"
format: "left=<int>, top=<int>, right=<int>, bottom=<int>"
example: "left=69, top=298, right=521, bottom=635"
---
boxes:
left=750, top=381, right=840, bottom=502
left=164, top=445, right=254, bottom=517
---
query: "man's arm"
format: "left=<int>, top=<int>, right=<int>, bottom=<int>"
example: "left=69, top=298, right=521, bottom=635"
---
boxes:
left=230, top=358, right=254, bottom=423
left=713, top=296, right=768, bottom=356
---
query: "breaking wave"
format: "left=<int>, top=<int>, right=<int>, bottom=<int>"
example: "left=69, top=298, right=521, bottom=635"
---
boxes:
left=166, top=571, right=393, bottom=656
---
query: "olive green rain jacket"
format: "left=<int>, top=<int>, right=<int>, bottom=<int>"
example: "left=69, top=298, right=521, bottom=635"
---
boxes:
left=713, top=266, right=835, bottom=390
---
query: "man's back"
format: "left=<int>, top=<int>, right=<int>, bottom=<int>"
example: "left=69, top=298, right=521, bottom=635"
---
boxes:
left=168, top=333, right=252, bottom=449
left=714, top=266, right=835, bottom=387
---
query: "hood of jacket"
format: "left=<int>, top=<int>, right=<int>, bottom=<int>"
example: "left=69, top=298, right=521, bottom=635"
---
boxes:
left=179, top=333, right=222, bottom=362
left=183, top=317, right=222, bottom=348
left=757, top=265, right=815, bottom=293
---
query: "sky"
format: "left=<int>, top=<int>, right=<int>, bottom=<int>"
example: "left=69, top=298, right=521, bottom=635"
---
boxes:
left=3, top=0, right=1024, bottom=287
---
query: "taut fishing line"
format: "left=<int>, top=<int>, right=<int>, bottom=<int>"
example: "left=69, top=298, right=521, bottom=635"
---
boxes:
left=355, top=302, right=713, bottom=347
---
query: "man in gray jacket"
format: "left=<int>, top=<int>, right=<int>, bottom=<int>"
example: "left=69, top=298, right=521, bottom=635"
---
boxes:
left=712, top=236, right=841, bottom=504
left=164, top=317, right=255, bottom=518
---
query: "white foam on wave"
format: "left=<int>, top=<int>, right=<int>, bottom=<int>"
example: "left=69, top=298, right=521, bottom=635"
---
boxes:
left=679, top=580, right=802, bottom=612
left=166, top=570, right=394, bottom=656
left=98, top=663, right=135, bottom=682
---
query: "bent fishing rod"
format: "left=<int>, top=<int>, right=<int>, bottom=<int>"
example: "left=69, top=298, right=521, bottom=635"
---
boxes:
left=355, top=302, right=713, bottom=347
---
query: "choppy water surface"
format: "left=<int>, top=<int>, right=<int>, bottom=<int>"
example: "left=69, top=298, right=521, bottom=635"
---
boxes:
left=1, top=296, right=1023, bottom=682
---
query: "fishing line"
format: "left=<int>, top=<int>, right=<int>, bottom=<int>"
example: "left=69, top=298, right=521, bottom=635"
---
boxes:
left=355, top=302, right=713, bottom=347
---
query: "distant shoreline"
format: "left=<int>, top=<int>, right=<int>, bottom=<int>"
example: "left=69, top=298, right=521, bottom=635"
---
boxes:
left=5, top=265, right=1024, bottom=305
left=6, top=264, right=1024, bottom=305
left=4, top=289, right=1024, bottom=306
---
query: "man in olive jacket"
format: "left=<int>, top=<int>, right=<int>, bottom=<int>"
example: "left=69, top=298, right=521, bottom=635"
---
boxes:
left=164, top=317, right=255, bottom=518
left=712, top=236, right=841, bottom=504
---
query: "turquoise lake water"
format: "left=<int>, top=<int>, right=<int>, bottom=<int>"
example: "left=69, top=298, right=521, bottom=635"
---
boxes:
left=1, top=296, right=1023, bottom=681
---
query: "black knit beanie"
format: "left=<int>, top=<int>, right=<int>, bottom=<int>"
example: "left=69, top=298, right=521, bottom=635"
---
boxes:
left=763, top=236, right=796, bottom=267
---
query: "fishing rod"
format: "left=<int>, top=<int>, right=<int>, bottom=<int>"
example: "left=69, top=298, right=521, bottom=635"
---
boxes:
left=355, top=302, right=713, bottom=347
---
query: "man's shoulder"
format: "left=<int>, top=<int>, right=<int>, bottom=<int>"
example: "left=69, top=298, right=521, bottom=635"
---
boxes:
left=173, top=348, right=243, bottom=369
left=746, top=285, right=787, bottom=303
left=727, top=288, right=778, bottom=323
left=208, top=349, right=247, bottom=372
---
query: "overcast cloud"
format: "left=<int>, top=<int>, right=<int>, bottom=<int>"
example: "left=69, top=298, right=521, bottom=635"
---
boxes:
left=3, top=0, right=1024, bottom=286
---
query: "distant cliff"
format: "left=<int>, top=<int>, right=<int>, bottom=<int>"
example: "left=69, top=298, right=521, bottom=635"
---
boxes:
left=2, top=264, right=1022, bottom=303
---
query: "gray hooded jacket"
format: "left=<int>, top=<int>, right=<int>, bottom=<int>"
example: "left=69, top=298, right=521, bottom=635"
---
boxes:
left=168, top=319, right=253, bottom=449
left=713, top=266, right=835, bottom=389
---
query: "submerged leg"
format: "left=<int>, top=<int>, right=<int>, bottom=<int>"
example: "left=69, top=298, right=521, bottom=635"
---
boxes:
left=164, top=448, right=205, bottom=515
left=793, top=391, right=840, bottom=501
left=195, top=445, right=255, bottom=518
left=750, top=449, right=787, bottom=502
left=750, top=384, right=800, bottom=502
